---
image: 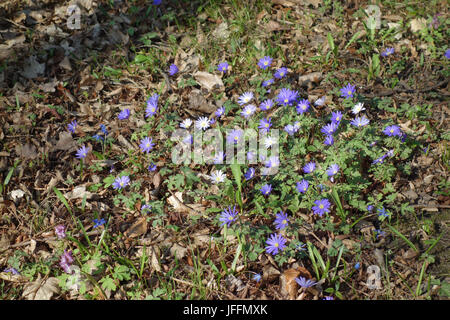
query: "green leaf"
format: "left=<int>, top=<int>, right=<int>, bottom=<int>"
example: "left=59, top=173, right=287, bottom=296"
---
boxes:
left=114, top=265, right=131, bottom=281
left=439, top=281, right=450, bottom=298
left=327, top=32, right=335, bottom=53
left=231, top=243, right=242, bottom=272
left=100, top=276, right=117, bottom=291
left=230, top=163, right=242, bottom=192
left=103, top=175, right=115, bottom=188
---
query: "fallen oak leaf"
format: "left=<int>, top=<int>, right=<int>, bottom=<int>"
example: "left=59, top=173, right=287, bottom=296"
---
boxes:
left=22, top=274, right=60, bottom=300
left=124, top=217, right=148, bottom=238
left=193, top=71, right=224, bottom=91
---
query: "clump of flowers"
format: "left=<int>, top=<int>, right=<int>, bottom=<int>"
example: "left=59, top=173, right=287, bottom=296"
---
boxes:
left=217, top=62, right=229, bottom=72
left=312, top=199, right=331, bottom=217
left=195, top=116, right=211, bottom=131
left=139, top=137, right=155, bottom=153
left=383, top=125, right=402, bottom=137
left=296, top=99, right=310, bottom=114
left=55, top=225, right=66, bottom=239
left=274, top=211, right=289, bottom=230
left=113, top=175, right=130, bottom=190
left=276, top=88, right=297, bottom=106
left=274, top=67, right=287, bottom=79
left=68, top=120, right=77, bottom=133
left=180, top=118, right=192, bottom=129
left=145, top=94, right=159, bottom=118
left=93, top=218, right=106, bottom=228
left=352, top=102, right=365, bottom=114
left=295, top=276, right=318, bottom=288
left=210, top=170, right=226, bottom=184
left=238, top=92, right=254, bottom=105
left=350, top=115, right=370, bottom=127
left=340, top=83, right=356, bottom=99
left=258, top=118, right=272, bottom=133
left=326, top=164, right=340, bottom=181
left=381, top=48, right=394, bottom=57
left=260, top=99, right=274, bottom=111
left=168, top=64, right=178, bottom=76
left=219, top=206, right=238, bottom=227
left=227, top=129, right=243, bottom=144
left=118, top=109, right=130, bottom=120
left=75, top=145, right=89, bottom=159
left=265, top=233, right=287, bottom=255
left=258, top=56, right=273, bottom=70
left=303, top=162, right=316, bottom=174
left=241, top=104, right=257, bottom=119
left=260, top=184, right=272, bottom=196
left=60, top=250, right=74, bottom=274
left=244, top=167, right=255, bottom=180
left=296, top=179, right=309, bottom=193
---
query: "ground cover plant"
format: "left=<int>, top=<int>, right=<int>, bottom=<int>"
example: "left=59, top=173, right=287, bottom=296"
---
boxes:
left=0, top=0, right=449, bottom=300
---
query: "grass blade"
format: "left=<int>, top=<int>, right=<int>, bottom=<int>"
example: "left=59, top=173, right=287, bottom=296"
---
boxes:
left=387, top=224, right=417, bottom=252
left=231, top=243, right=242, bottom=272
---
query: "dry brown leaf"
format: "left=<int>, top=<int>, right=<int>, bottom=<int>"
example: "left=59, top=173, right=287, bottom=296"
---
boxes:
left=151, top=247, right=161, bottom=272
left=64, top=185, right=93, bottom=200
left=265, top=20, right=284, bottom=32
left=263, top=265, right=280, bottom=282
left=0, top=233, right=10, bottom=251
left=153, top=172, right=161, bottom=189
left=124, top=217, right=148, bottom=238
left=170, top=243, right=188, bottom=260
left=21, top=55, right=45, bottom=79
left=410, top=18, right=427, bottom=33
left=193, top=72, right=224, bottom=91
left=298, top=72, right=323, bottom=86
left=167, top=191, right=204, bottom=216
left=39, top=78, right=60, bottom=93
left=402, top=248, right=419, bottom=260
left=212, top=22, right=230, bottom=41
left=16, top=143, right=38, bottom=159
left=10, top=189, right=25, bottom=202
left=280, top=268, right=300, bottom=299
left=273, top=0, right=320, bottom=7
left=22, top=275, right=61, bottom=300
left=0, top=268, right=27, bottom=281
left=53, top=131, right=76, bottom=151
left=188, top=90, right=216, bottom=113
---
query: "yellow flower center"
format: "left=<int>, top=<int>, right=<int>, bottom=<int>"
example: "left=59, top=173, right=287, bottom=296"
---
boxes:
left=264, top=61, right=268, bottom=65
left=274, top=243, right=279, bottom=247
left=282, top=220, right=287, bottom=224
left=390, top=129, right=394, bottom=133
left=265, top=123, right=269, bottom=127
left=120, top=182, right=124, bottom=186
left=319, top=204, right=324, bottom=209
left=284, top=99, right=288, bottom=103
left=348, top=90, right=352, bottom=95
